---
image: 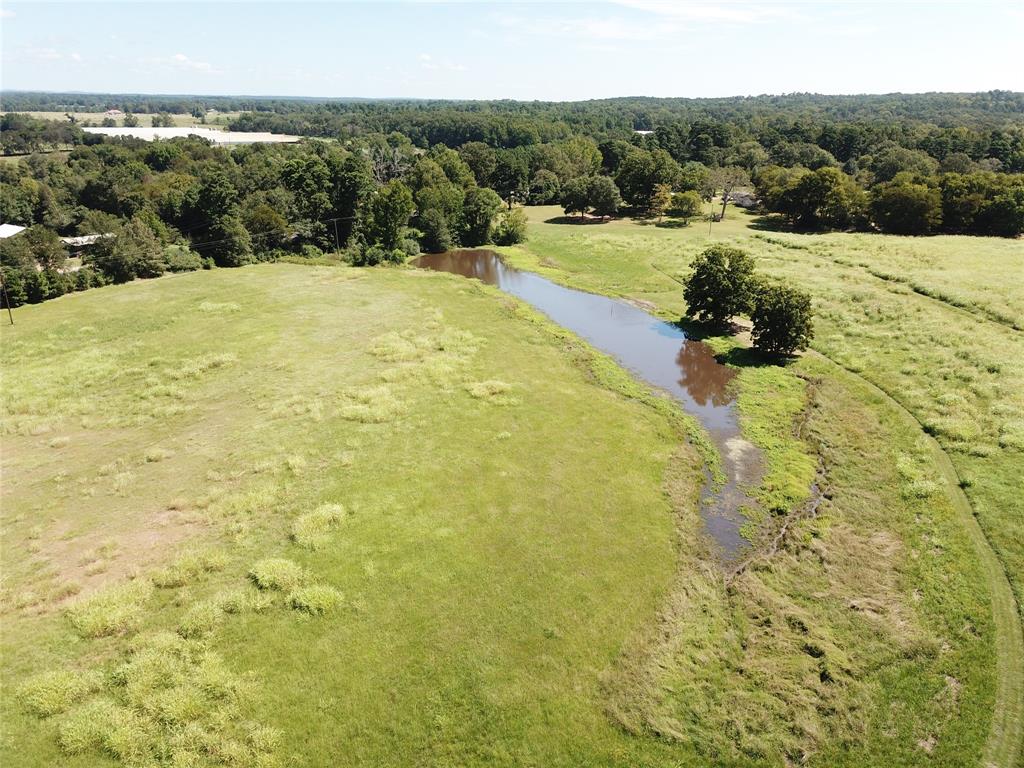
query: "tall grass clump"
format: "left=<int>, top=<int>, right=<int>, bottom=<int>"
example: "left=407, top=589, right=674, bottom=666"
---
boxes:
left=16, top=669, right=104, bottom=717
left=66, top=579, right=154, bottom=638
left=291, top=503, right=345, bottom=550
left=288, top=584, right=343, bottom=616
left=248, top=558, right=305, bottom=592
left=465, top=380, right=519, bottom=405
left=339, top=385, right=405, bottom=423
left=177, top=600, right=224, bottom=639
left=151, top=547, right=229, bottom=589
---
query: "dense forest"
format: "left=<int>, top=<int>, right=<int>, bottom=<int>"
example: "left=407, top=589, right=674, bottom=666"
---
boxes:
left=1, top=91, right=1022, bottom=308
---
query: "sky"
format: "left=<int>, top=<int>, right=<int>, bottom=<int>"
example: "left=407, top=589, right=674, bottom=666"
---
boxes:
left=2, top=1, right=1023, bottom=100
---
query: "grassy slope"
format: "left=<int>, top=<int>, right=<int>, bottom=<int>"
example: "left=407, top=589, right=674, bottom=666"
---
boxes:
left=499, top=206, right=1023, bottom=765
left=0, top=245, right=1016, bottom=765
left=1, top=265, right=700, bottom=766
left=501, top=206, right=1024, bottom=607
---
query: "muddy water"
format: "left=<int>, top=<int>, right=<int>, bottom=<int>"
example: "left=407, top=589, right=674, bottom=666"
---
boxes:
left=415, top=249, right=763, bottom=556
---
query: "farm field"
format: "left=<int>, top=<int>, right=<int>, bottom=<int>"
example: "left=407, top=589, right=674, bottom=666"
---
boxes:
left=4, top=111, right=241, bottom=128
left=1, top=248, right=1018, bottom=766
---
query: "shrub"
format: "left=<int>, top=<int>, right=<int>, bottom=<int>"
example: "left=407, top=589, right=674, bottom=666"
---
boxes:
left=248, top=558, right=305, bottom=592
left=669, top=190, right=703, bottom=219
left=751, top=283, right=815, bottom=355
left=493, top=208, right=528, bottom=245
left=17, top=669, right=103, bottom=717
left=163, top=245, right=202, bottom=272
left=682, top=244, right=756, bottom=326
left=66, top=579, right=154, bottom=638
left=288, top=584, right=343, bottom=616
left=291, top=503, right=345, bottom=550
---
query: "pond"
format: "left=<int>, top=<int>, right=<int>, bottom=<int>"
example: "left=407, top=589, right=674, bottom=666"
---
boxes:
left=415, top=249, right=763, bottom=557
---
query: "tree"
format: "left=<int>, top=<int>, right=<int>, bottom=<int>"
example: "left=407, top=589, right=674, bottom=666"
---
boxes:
left=365, top=180, right=414, bottom=250
left=778, top=166, right=866, bottom=230
left=682, top=244, right=756, bottom=326
left=587, top=175, right=622, bottom=219
left=459, top=187, right=502, bottom=246
left=492, top=149, right=529, bottom=209
left=202, top=215, right=253, bottom=267
left=493, top=208, right=528, bottom=245
left=561, top=177, right=590, bottom=219
left=668, top=190, right=703, bottom=219
left=22, top=226, right=68, bottom=272
left=90, top=218, right=164, bottom=282
left=418, top=208, right=453, bottom=253
left=152, top=112, right=175, bottom=128
left=615, top=148, right=681, bottom=210
left=529, top=169, right=561, bottom=205
left=650, top=183, right=673, bottom=221
left=123, top=112, right=139, bottom=128
left=870, top=176, right=942, bottom=234
left=751, top=284, right=815, bottom=355
left=709, top=166, right=751, bottom=220
left=458, top=142, right=497, bottom=187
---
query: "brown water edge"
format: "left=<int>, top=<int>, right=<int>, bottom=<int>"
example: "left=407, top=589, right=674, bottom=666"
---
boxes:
left=415, top=249, right=765, bottom=558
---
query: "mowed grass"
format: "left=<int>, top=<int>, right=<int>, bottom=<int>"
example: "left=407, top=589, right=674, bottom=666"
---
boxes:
left=1, top=264, right=699, bottom=766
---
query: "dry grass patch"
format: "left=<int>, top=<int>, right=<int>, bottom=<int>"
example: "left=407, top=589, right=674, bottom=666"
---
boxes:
left=290, top=503, right=345, bottom=550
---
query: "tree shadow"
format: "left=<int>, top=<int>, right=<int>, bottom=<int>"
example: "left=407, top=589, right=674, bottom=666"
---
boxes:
left=746, top=213, right=795, bottom=232
left=635, top=217, right=692, bottom=229
left=670, top=317, right=799, bottom=369
left=542, top=215, right=614, bottom=225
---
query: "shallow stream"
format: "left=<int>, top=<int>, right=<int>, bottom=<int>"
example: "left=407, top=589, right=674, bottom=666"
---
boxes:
left=415, top=249, right=763, bottom=556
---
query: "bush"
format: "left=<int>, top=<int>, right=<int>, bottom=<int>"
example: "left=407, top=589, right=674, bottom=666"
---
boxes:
left=682, top=244, right=756, bottom=326
left=668, top=190, right=703, bottom=219
left=163, top=245, right=202, bottom=272
left=248, top=558, right=305, bottom=592
left=17, top=670, right=103, bottom=717
left=751, top=283, right=815, bottom=355
left=65, top=579, right=154, bottom=638
left=288, top=584, right=343, bottom=616
left=492, top=208, right=528, bottom=245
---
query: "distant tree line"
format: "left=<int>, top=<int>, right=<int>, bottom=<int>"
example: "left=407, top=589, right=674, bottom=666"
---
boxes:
left=2, top=90, right=1022, bottom=305
left=0, top=129, right=529, bottom=307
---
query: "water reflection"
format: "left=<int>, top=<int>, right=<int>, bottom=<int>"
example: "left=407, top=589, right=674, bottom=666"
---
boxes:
left=414, top=249, right=761, bottom=556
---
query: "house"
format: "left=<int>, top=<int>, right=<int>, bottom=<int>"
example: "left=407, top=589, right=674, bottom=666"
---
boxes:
left=104, top=109, right=124, bottom=117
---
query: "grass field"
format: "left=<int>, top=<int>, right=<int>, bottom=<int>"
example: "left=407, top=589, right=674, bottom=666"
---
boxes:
left=1, top=219, right=1020, bottom=765
left=499, top=205, right=1024, bottom=765
left=4, top=111, right=241, bottom=128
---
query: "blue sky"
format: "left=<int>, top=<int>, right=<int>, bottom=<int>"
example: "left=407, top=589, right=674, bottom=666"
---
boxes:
left=2, top=1, right=1023, bottom=100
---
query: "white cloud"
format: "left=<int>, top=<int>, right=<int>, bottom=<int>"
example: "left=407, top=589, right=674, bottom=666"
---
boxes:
left=23, top=46, right=62, bottom=61
left=418, top=53, right=465, bottom=72
left=143, top=52, right=219, bottom=74
left=0, top=9, right=15, bottom=19
left=611, top=1, right=801, bottom=24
